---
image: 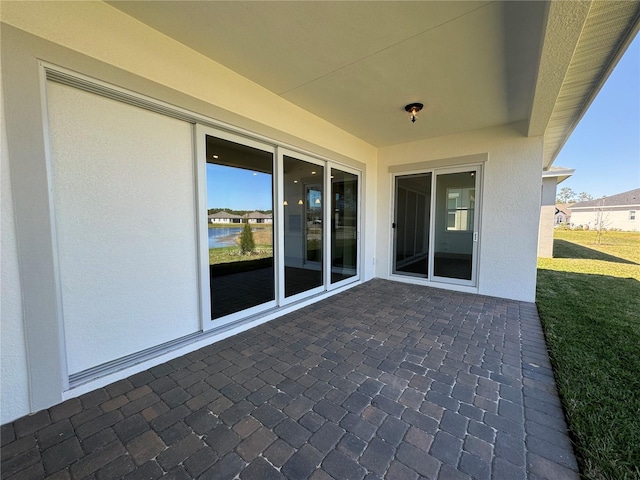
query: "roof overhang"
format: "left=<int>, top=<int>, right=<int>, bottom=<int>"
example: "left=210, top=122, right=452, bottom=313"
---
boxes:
left=6, top=1, right=636, bottom=154
left=530, top=1, right=640, bottom=169
left=542, top=167, right=575, bottom=184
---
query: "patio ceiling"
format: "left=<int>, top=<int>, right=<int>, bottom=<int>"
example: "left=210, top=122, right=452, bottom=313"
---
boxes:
left=109, top=1, right=638, bottom=159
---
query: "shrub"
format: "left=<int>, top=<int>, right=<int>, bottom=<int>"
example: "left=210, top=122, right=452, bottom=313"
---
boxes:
left=239, top=222, right=255, bottom=254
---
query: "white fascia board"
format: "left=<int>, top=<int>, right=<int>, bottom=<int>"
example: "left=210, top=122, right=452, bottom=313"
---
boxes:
left=542, top=167, right=575, bottom=184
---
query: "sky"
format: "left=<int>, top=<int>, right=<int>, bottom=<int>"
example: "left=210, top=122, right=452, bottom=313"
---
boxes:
left=553, top=33, right=639, bottom=200
left=207, top=163, right=273, bottom=211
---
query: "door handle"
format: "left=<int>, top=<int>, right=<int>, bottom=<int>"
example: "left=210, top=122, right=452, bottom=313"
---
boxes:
left=392, top=223, right=396, bottom=229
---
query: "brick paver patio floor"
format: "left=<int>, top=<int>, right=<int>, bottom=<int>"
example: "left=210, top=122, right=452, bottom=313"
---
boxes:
left=1, top=279, right=579, bottom=479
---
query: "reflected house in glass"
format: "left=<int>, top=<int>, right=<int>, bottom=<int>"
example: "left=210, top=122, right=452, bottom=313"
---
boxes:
left=208, top=211, right=243, bottom=224
left=244, top=211, right=273, bottom=224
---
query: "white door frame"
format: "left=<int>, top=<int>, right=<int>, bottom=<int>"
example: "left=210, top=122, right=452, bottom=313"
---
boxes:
left=196, top=124, right=278, bottom=331
left=390, top=164, right=482, bottom=288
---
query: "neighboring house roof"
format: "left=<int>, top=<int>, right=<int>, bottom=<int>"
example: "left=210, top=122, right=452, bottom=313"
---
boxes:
left=209, top=211, right=243, bottom=219
left=244, top=212, right=272, bottom=219
left=570, top=188, right=640, bottom=210
left=555, top=204, right=572, bottom=216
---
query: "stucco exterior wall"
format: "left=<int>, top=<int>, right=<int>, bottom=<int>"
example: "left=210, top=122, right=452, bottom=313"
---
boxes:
left=538, top=177, right=558, bottom=258
left=377, top=123, right=543, bottom=302
left=538, top=205, right=556, bottom=258
left=1, top=77, right=31, bottom=424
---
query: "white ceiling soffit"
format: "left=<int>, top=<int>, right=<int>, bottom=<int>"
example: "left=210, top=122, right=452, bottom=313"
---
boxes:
left=108, top=1, right=547, bottom=147
left=537, top=1, right=640, bottom=169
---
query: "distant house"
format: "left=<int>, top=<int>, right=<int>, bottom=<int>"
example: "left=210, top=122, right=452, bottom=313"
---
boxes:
left=244, top=211, right=273, bottom=224
left=555, top=204, right=573, bottom=225
left=209, top=211, right=243, bottom=224
left=570, top=188, right=640, bottom=232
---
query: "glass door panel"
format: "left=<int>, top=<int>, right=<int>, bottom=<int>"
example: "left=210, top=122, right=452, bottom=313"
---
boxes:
left=330, top=168, right=359, bottom=284
left=205, top=134, right=275, bottom=320
left=433, top=170, right=477, bottom=282
left=393, top=173, right=431, bottom=277
left=283, top=155, right=324, bottom=298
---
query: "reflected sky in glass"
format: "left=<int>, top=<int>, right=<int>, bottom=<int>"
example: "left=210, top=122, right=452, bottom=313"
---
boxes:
left=207, top=163, right=272, bottom=211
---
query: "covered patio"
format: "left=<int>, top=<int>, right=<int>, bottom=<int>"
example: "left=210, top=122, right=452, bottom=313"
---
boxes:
left=1, top=280, right=577, bottom=479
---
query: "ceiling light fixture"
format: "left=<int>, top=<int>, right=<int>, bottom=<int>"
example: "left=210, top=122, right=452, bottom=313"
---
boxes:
left=404, top=103, right=423, bottom=123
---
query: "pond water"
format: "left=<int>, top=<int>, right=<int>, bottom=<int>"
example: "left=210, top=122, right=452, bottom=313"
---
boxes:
left=208, top=227, right=242, bottom=248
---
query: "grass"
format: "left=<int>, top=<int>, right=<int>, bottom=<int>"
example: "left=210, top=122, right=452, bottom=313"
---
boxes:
left=536, top=230, right=640, bottom=479
left=209, top=225, right=273, bottom=265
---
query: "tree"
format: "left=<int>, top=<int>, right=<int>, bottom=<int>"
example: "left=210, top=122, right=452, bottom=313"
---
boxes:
left=239, top=222, right=255, bottom=254
left=556, top=187, right=576, bottom=204
left=593, top=196, right=610, bottom=245
left=577, top=192, right=593, bottom=202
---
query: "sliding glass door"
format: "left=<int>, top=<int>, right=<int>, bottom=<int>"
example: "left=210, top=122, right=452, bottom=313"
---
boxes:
left=198, top=127, right=361, bottom=328
left=281, top=152, right=325, bottom=301
left=433, top=169, right=478, bottom=284
left=330, top=168, right=359, bottom=286
left=198, top=128, right=276, bottom=325
left=392, top=166, right=480, bottom=286
left=393, top=173, right=431, bottom=277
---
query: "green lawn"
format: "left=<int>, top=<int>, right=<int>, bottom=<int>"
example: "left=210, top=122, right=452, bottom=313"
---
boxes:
left=209, top=225, right=273, bottom=265
left=536, top=230, right=640, bottom=479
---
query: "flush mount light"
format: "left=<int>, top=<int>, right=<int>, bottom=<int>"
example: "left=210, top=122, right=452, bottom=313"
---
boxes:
left=404, top=103, right=424, bottom=123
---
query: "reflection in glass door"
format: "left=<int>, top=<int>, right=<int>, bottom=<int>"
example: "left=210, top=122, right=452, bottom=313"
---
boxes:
left=283, top=155, right=324, bottom=298
left=331, top=168, right=359, bottom=284
left=205, top=134, right=275, bottom=320
left=393, top=173, right=431, bottom=277
left=433, top=170, right=477, bottom=282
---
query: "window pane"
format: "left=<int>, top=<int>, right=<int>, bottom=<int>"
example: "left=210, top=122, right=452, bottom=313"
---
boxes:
left=393, top=173, right=431, bottom=276
left=283, top=155, right=323, bottom=297
left=331, top=168, right=358, bottom=283
left=446, top=187, right=475, bottom=231
left=434, top=171, right=476, bottom=280
left=206, top=135, right=274, bottom=319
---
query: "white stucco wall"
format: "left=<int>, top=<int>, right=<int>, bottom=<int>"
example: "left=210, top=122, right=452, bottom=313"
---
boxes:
left=538, top=177, right=558, bottom=258
left=1, top=76, right=31, bottom=424
left=377, top=123, right=543, bottom=302
left=538, top=205, right=556, bottom=258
